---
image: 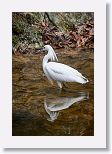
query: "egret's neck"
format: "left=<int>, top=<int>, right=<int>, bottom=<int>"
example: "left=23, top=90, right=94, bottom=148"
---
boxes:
left=43, top=55, right=49, bottom=67
left=43, top=48, right=58, bottom=67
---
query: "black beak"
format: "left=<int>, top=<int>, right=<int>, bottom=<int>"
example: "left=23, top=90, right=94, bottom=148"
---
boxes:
left=35, top=47, right=43, bottom=53
left=36, top=46, right=47, bottom=53
left=36, top=47, right=44, bottom=51
left=35, top=46, right=48, bottom=54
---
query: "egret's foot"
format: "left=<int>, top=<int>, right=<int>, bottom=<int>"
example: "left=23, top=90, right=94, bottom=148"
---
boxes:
left=61, top=87, right=67, bottom=92
left=63, top=83, right=68, bottom=88
left=62, top=84, right=68, bottom=92
left=57, top=88, right=62, bottom=95
left=57, top=82, right=68, bottom=94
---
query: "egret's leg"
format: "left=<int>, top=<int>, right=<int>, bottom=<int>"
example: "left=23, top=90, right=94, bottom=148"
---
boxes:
left=62, top=83, right=68, bottom=92
left=63, top=82, right=68, bottom=88
left=49, top=79, right=54, bottom=85
left=57, top=81, right=63, bottom=89
left=47, top=77, right=54, bottom=85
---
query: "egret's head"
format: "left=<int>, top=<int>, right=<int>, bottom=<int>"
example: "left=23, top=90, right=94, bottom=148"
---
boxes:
left=42, top=45, right=58, bottom=62
left=43, top=45, right=53, bottom=51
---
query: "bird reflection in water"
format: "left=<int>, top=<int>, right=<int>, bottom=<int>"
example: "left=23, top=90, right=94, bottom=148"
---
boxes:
left=44, top=92, right=89, bottom=122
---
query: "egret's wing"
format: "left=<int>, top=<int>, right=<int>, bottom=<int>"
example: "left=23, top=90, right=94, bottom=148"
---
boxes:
left=45, top=62, right=80, bottom=82
left=49, top=62, right=82, bottom=76
left=45, top=64, right=66, bottom=82
left=45, top=62, right=88, bottom=83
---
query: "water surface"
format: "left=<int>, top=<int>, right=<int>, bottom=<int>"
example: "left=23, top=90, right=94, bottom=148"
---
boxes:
left=12, top=48, right=94, bottom=136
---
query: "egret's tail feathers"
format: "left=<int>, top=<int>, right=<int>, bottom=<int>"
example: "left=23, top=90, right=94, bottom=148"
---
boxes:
left=81, top=76, right=89, bottom=84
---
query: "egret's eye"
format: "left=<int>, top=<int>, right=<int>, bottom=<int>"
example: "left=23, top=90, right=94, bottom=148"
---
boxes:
left=42, top=47, right=47, bottom=53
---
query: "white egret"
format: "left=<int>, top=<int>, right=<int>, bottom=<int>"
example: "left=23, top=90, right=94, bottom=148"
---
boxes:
left=41, top=45, right=89, bottom=89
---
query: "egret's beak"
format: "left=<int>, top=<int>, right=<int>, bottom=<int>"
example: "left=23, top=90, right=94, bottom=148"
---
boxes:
left=35, top=47, right=43, bottom=53
left=36, top=47, right=44, bottom=51
left=35, top=47, right=47, bottom=54
left=41, top=47, right=46, bottom=52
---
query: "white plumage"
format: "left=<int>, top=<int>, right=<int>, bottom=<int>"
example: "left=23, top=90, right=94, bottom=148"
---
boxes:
left=42, top=45, right=88, bottom=88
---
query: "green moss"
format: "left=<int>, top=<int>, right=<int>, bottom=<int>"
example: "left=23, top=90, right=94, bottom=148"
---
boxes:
left=12, top=35, right=20, bottom=47
left=12, top=12, right=94, bottom=50
left=26, top=13, right=35, bottom=24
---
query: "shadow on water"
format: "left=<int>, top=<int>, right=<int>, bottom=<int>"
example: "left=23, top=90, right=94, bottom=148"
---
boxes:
left=12, top=48, right=94, bottom=136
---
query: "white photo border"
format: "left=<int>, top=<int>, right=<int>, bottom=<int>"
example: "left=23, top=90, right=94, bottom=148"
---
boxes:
left=0, top=0, right=106, bottom=148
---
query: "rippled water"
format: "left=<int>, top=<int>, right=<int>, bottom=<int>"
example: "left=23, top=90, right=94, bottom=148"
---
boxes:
left=12, top=48, right=94, bottom=136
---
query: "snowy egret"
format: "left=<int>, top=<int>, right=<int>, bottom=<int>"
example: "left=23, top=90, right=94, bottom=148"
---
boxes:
left=41, top=45, right=89, bottom=88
